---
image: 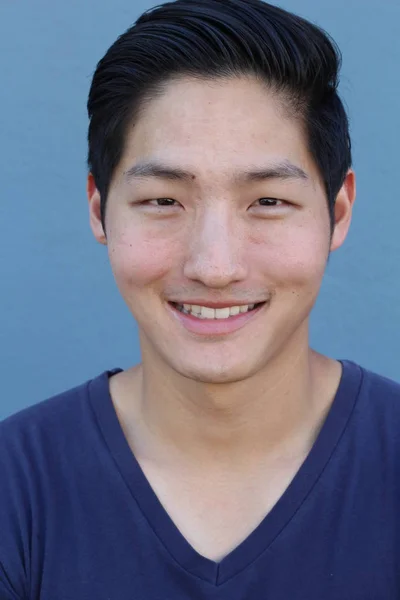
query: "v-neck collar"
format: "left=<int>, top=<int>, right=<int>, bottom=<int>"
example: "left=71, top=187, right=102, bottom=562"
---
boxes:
left=89, top=360, right=363, bottom=586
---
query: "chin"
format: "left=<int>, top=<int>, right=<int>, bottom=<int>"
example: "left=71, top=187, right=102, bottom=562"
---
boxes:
left=173, top=359, right=259, bottom=385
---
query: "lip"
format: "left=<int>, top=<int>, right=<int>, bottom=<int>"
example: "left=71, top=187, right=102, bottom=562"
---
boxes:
left=168, top=300, right=264, bottom=309
left=167, top=301, right=267, bottom=336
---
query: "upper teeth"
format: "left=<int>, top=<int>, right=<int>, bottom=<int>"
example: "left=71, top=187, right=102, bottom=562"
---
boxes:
left=178, top=304, right=256, bottom=319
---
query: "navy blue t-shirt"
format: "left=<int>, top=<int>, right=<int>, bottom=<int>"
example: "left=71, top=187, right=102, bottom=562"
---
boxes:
left=1, top=360, right=400, bottom=599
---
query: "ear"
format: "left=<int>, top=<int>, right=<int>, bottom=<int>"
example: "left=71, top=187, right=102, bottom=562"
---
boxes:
left=87, top=173, right=107, bottom=245
left=330, top=169, right=356, bottom=252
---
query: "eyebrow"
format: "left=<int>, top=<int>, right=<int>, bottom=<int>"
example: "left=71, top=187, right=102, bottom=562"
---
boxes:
left=123, top=159, right=310, bottom=184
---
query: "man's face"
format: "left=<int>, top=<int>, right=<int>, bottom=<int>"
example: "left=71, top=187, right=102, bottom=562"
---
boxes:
left=90, top=76, right=353, bottom=383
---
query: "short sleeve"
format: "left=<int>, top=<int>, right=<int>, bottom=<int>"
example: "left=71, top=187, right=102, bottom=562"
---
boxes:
left=0, top=418, right=31, bottom=600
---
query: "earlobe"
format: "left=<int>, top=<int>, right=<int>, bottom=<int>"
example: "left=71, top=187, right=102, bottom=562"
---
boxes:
left=330, top=169, right=356, bottom=252
left=87, top=173, right=107, bottom=245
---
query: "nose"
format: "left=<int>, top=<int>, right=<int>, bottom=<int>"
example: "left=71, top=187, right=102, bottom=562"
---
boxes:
left=183, top=206, right=248, bottom=288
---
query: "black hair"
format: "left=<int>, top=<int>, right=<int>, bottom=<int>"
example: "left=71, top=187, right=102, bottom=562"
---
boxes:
left=87, top=0, right=351, bottom=234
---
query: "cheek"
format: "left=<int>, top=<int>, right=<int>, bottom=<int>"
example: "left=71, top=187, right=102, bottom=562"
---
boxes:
left=249, top=221, right=329, bottom=288
left=107, top=226, right=181, bottom=289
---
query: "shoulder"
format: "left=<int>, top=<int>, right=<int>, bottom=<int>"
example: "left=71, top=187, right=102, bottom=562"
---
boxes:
left=1, top=376, right=91, bottom=450
left=1, top=368, right=119, bottom=441
left=0, top=370, right=120, bottom=598
left=0, top=377, right=89, bottom=492
left=370, top=369, right=400, bottom=397
left=0, top=378, right=91, bottom=599
left=0, top=369, right=120, bottom=482
left=343, top=359, right=400, bottom=435
left=355, top=361, right=400, bottom=407
left=340, top=359, right=400, bottom=400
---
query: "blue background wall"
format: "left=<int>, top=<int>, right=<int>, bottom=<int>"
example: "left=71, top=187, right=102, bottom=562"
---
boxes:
left=1, top=0, right=399, bottom=418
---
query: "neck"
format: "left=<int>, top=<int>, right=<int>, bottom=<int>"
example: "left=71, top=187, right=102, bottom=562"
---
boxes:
left=114, top=333, right=340, bottom=468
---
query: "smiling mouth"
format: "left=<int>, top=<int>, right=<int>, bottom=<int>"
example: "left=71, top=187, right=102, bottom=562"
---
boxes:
left=170, top=302, right=266, bottom=320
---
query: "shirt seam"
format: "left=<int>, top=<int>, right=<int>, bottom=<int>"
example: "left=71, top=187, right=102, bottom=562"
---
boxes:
left=87, top=377, right=220, bottom=586
left=215, top=362, right=365, bottom=585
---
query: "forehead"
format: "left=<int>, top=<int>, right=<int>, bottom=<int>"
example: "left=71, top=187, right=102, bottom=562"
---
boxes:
left=118, top=76, right=319, bottom=183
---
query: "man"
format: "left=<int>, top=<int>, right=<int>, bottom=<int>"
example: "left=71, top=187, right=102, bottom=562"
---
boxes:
left=1, top=0, right=399, bottom=598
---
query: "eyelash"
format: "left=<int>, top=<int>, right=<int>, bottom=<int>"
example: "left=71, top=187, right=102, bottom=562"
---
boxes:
left=148, top=198, right=177, bottom=206
left=256, top=198, right=284, bottom=207
left=146, top=198, right=285, bottom=208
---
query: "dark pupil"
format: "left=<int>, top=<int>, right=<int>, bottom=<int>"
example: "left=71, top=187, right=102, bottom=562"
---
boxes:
left=157, top=198, right=174, bottom=206
left=259, top=198, right=277, bottom=206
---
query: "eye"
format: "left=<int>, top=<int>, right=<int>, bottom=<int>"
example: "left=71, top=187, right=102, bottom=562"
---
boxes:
left=249, top=197, right=291, bottom=217
left=257, top=198, right=284, bottom=207
left=147, top=198, right=178, bottom=207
